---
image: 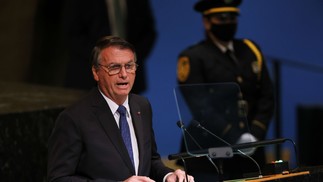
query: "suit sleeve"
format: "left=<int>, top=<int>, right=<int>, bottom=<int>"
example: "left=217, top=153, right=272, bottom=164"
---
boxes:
left=48, top=112, right=121, bottom=182
left=48, top=112, right=87, bottom=182
left=250, top=51, right=275, bottom=140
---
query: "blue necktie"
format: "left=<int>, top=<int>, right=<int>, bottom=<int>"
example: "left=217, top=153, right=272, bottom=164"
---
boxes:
left=117, top=105, right=134, bottom=167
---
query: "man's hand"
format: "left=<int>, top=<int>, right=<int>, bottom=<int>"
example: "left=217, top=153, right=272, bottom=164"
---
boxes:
left=124, top=175, right=155, bottom=182
left=166, top=169, right=194, bottom=182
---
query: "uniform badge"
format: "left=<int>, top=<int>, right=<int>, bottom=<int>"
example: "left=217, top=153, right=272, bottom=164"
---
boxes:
left=177, top=57, right=190, bottom=82
left=252, top=61, right=259, bottom=74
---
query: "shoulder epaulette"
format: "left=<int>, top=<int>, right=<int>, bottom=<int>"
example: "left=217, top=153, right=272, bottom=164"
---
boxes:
left=243, top=39, right=262, bottom=80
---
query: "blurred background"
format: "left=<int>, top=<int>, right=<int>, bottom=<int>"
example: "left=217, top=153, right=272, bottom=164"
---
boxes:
left=1, top=0, right=323, bottom=176
left=145, top=0, right=323, bottom=167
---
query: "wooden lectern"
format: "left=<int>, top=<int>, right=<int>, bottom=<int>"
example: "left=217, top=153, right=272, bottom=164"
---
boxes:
left=224, top=171, right=310, bottom=182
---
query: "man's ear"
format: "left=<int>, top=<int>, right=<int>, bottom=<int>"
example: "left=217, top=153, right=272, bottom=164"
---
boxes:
left=92, top=66, right=99, bottom=81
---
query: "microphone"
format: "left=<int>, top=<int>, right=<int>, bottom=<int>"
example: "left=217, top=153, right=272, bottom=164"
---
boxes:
left=174, top=121, right=220, bottom=174
left=191, top=120, right=263, bottom=178
left=176, top=121, right=204, bottom=150
left=192, top=120, right=231, bottom=146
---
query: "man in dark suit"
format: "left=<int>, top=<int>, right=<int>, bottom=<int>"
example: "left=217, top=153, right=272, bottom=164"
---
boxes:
left=176, top=0, right=274, bottom=181
left=48, top=36, right=194, bottom=182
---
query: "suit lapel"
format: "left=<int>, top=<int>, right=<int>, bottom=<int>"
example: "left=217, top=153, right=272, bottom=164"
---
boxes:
left=128, top=95, right=145, bottom=175
left=91, top=89, right=136, bottom=174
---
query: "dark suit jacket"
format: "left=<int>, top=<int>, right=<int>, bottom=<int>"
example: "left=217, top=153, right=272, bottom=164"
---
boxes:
left=48, top=88, right=172, bottom=182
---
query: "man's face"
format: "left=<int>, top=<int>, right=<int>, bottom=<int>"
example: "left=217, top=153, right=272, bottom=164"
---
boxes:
left=203, top=12, right=238, bottom=42
left=92, top=46, right=136, bottom=104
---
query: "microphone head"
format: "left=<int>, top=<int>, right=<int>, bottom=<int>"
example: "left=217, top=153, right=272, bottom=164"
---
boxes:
left=191, top=120, right=201, bottom=128
left=176, top=120, right=184, bottom=128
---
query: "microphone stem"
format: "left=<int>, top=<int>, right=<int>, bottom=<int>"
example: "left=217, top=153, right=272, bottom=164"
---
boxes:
left=217, top=159, right=224, bottom=182
left=180, top=157, right=189, bottom=182
left=237, top=149, right=262, bottom=178
left=181, top=124, right=220, bottom=174
left=196, top=121, right=263, bottom=178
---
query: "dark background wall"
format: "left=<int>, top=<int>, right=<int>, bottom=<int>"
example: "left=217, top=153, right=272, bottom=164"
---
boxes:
left=1, top=0, right=323, bottom=167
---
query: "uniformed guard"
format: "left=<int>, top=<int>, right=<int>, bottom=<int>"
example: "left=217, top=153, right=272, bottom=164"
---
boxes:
left=176, top=0, right=275, bottom=181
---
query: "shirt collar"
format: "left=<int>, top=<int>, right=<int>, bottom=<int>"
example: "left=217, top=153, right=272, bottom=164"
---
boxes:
left=98, top=88, right=130, bottom=115
left=212, top=39, right=234, bottom=53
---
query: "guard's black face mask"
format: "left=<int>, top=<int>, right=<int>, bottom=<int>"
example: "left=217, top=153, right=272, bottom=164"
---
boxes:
left=210, top=23, right=237, bottom=42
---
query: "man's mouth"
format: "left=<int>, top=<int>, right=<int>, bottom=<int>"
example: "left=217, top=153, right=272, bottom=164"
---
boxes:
left=117, top=82, right=128, bottom=86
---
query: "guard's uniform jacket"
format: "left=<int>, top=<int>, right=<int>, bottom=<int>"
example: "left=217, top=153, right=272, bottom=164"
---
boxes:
left=177, top=38, right=274, bottom=141
left=176, top=38, right=275, bottom=179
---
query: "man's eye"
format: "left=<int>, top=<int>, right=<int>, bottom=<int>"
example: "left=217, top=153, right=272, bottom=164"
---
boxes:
left=125, top=64, right=133, bottom=69
left=109, top=64, right=121, bottom=70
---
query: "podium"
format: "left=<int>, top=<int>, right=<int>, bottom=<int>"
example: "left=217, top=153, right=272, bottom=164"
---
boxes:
left=0, top=82, right=86, bottom=181
left=171, top=83, right=323, bottom=181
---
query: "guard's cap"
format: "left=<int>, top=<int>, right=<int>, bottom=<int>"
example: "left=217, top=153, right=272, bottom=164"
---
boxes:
left=194, top=0, right=242, bottom=16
